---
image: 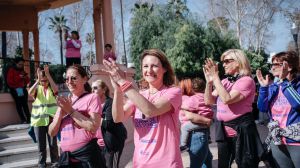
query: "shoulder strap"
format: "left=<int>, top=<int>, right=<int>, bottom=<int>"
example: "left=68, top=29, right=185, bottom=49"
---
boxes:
left=72, top=92, right=89, bottom=106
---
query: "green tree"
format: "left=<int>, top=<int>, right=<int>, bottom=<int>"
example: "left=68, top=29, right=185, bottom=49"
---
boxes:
left=244, top=50, right=269, bottom=74
left=15, top=46, right=34, bottom=60
left=129, top=1, right=239, bottom=79
left=48, top=15, right=69, bottom=65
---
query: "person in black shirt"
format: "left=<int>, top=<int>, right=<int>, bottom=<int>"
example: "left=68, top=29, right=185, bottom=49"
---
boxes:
left=92, top=80, right=127, bottom=168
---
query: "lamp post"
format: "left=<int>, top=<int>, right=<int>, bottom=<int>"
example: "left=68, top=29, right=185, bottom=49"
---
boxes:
left=291, top=22, right=299, bottom=56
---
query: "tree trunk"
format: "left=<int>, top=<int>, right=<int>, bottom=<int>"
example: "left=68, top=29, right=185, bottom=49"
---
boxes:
left=120, top=0, right=127, bottom=66
left=1, top=32, right=7, bottom=58
left=59, top=29, right=63, bottom=65
left=235, top=0, right=242, bottom=47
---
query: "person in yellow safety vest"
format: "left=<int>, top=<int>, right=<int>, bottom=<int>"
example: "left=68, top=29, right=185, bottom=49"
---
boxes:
left=28, top=65, right=59, bottom=168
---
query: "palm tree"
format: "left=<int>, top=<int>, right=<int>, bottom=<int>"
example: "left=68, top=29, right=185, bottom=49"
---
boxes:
left=86, top=32, right=95, bottom=65
left=48, top=15, right=69, bottom=65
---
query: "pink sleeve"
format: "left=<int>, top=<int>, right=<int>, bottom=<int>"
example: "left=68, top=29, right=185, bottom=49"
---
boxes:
left=87, top=94, right=102, bottom=115
left=186, top=96, right=202, bottom=111
left=161, top=87, right=182, bottom=112
left=232, top=77, right=255, bottom=97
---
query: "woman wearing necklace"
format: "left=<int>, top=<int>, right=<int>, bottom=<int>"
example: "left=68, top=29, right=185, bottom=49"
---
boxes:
left=204, top=49, right=263, bottom=168
left=103, top=49, right=183, bottom=168
left=257, top=51, right=300, bottom=168
left=48, top=65, right=105, bottom=167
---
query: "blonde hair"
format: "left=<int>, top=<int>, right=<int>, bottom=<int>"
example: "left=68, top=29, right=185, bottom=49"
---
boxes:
left=92, top=80, right=110, bottom=97
left=221, top=49, right=252, bottom=76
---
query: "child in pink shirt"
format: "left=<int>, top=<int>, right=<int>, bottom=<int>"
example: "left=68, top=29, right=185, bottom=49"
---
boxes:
left=180, top=78, right=213, bottom=150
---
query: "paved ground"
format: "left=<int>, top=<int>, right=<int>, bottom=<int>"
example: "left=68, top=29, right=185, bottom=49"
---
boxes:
left=119, top=123, right=269, bottom=168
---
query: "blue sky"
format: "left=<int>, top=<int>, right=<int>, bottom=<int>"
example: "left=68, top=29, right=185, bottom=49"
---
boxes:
left=39, top=0, right=294, bottom=64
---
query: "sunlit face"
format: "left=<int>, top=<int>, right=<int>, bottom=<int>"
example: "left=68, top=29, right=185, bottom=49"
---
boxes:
left=222, top=54, right=239, bottom=75
left=65, top=68, right=87, bottom=94
left=142, top=55, right=166, bottom=86
left=92, top=84, right=105, bottom=97
left=271, top=58, right=284, bottom=77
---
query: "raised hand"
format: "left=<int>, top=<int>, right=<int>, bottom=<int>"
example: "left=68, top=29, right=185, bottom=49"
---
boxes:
left=43, top=65, right=50, bottom=77
left=203, top=67, right=213, bottom=84
left=37, top=67, right=42, bottom=82
left=256, top=69, right=270, bottom=86
left=103, top=58, right=126, bottom=86
left=279, top=61, right=289, bottom=80
left=56, top=96, right=73, bottom=114
left=204, top=58, right=219, bottom=81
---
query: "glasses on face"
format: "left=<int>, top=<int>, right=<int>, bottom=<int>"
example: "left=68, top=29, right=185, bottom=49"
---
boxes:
left=40, top=80, right=47, bottom=83
left=92, top=86, right=98, bottom=90
left=270, top=63, right=283, bottom=68
left=64, top=76, right=78, bottom=82
left=221, top=59, right=235, bottom=64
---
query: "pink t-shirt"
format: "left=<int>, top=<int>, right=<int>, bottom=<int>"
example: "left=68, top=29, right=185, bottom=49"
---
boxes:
left=216, top=76, right=255, bottom=136
left=65, top=39, right=82, bottom=58
left=180, top=93, right=213, bottom=125
left=271, top=86, right=300, bottom=146
left=104, top=52, right=117, bottom=61
left=57, top=93, right=102, bottom=152
left=179, top=95, right=190, bottom=123
left=130, top=86, right=183, bottom=168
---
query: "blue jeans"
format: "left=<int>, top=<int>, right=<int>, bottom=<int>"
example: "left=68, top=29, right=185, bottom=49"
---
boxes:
left=188, top=128, right=212, bottom=168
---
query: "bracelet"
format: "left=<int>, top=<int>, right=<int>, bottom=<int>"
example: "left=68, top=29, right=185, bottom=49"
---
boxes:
left=120, top=81, right=132, bottom=93
left=68, top=109, right=75, bottom=117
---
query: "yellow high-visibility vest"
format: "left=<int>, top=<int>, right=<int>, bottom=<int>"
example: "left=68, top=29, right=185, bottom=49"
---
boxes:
left=31, top=85, right=57, bottom=127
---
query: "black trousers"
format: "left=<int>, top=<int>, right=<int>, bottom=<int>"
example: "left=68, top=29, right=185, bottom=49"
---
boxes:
left=100, top=147, right=123, bottom=168
left=34, top=126, right=59, bottom=167
left=217, top=137, right=236, bottom=168
left=66, top=57, right=81, bottom=67
left=9, top=87, right=30, bottom=123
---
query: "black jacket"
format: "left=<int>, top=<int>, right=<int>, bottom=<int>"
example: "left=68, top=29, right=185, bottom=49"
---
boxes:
left=59, top=139, right=106, bottom=168
left=215, top=113, right=265, bottom=168
left=101, top=97, right=127, bottom=152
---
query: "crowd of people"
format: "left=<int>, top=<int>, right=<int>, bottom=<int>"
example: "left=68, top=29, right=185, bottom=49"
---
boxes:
left=5, top=29, right=300, bottom=168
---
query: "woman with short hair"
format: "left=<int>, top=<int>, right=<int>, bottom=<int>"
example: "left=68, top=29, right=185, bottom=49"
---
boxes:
left=204, top=49, right=263, bottom=168
left=257, top=51, right=300, bottom=168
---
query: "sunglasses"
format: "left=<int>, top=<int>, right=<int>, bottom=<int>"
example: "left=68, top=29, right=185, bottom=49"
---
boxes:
left=40, top=80, right=47, bottom=83
left=270, top=63, right=283, bottom=68
left=221, top=59, right=235, bottom=64
left=64, top=76, right=78, bottom=82
left=92, top=86, right=98, bottom=90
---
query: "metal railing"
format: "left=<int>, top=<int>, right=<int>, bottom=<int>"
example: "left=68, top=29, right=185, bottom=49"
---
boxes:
left=0, top=57, right=50, bottom=93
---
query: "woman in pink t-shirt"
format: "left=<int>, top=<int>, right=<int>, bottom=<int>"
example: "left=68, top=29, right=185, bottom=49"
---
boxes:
left=204, top=49, right=263, bottom=168
left=257, top=51, right=300, bottom=168
left=103, top=49, right=183, bottom=168
left=179, top=78, right=213, bottom=168
left=64, top=30, right=82, bottom=67
left=48, top=65, right=105, bottom=167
